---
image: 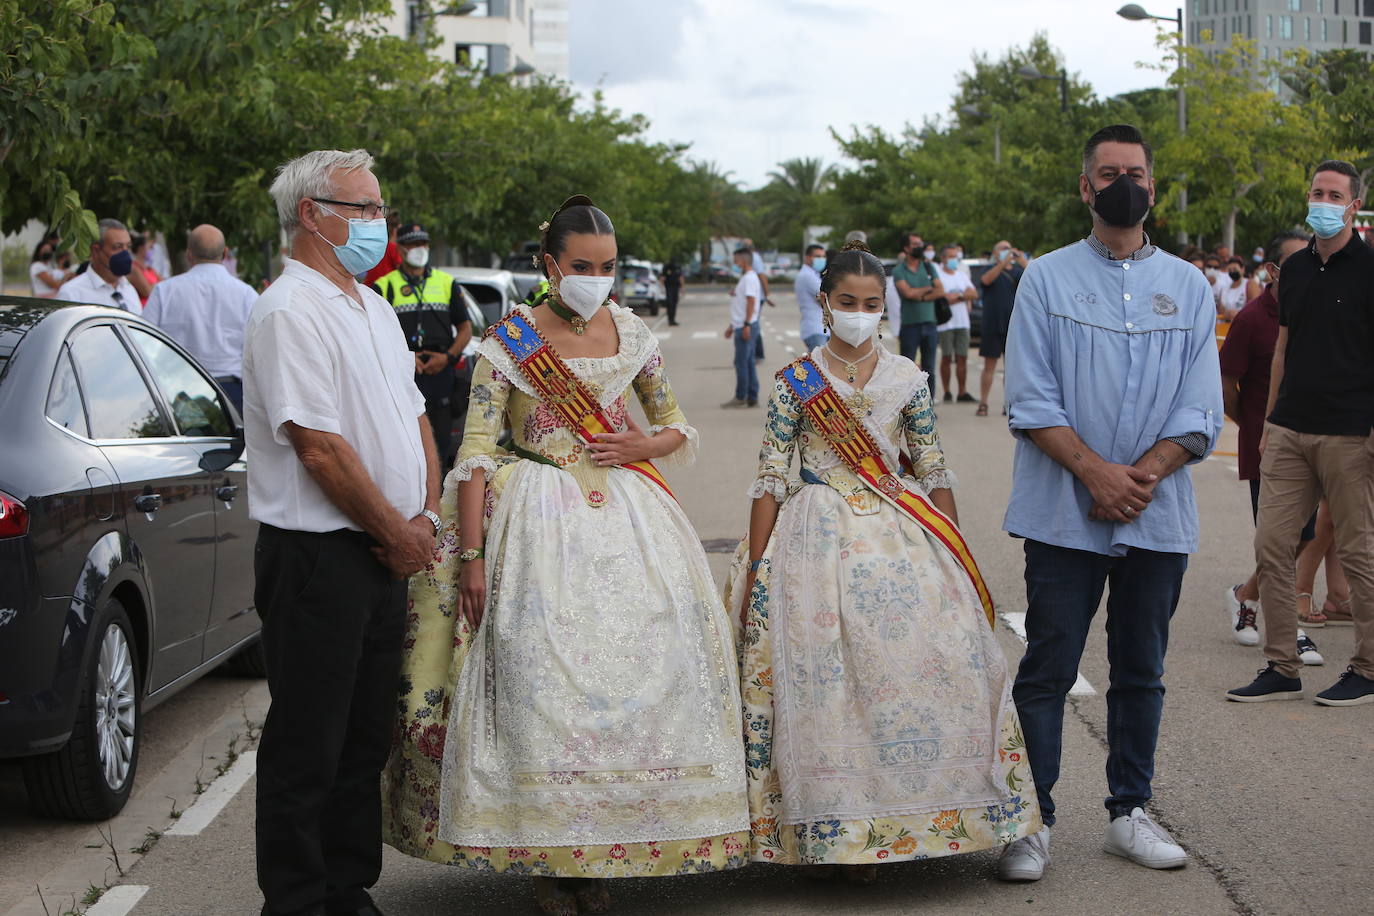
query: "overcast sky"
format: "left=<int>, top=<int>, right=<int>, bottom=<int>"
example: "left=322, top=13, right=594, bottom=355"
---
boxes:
left=568, top=0, right=1175, bottom=189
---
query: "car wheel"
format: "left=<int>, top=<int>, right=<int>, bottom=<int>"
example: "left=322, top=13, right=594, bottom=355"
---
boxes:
left=22, top=599, right=141, bottom=820
left=222, top=637, right=267, bottom=678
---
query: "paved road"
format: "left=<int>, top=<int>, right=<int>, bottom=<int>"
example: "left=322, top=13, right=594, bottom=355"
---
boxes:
left=4, top=286, right=1370, bottom=916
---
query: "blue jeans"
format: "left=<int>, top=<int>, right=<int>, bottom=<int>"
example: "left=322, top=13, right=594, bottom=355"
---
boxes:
left=1013, top=539, right=1187, bottom=826
left=733, top=327, right=759, bottom=402
left=803, top=332, right=827, bottom=351
left=898, top=321, right=939, bottom=394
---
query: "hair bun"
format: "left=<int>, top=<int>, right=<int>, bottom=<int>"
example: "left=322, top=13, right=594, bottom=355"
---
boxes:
left=841, top=238, right=873, bottom=254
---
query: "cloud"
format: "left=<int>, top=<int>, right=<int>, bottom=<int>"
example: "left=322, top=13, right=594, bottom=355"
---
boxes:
left=570, top=0, right=1174, bottom=188
left=569, top=0, right=704, bottom=86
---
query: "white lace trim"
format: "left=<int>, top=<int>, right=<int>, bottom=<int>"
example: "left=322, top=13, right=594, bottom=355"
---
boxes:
left=915, top=468, right=958, bottom=494
left=451, top=454, right=498, bottom=482
left=747, top=475, right=790, bottom=501
left=649, top=421, right=698, bottom=468
left=478, top=304, right=657, bottom=408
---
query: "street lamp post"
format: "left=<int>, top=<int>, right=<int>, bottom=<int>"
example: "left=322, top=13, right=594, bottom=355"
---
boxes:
left=1118, top=3, right=1187, bottom=245
left=1016, top=65, right=1069, bottom=112
left=959, top=105, right=1000, bottom=166
left=408, top=1, right=478, bottom=45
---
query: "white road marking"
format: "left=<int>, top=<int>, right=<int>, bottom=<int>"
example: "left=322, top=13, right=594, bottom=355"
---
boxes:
left=1000, top=612, right=1098, bottom=697
left=85, top=885, right=150, bottom=915
left=784, top=346, right=797, bottom=356
left=785, top=329, right=801, bottom=338
left=165, top=750, right=257, bottom=836
left=691, top=331, right=718, bottom=340
left=654, top=331, right=672, bottom=341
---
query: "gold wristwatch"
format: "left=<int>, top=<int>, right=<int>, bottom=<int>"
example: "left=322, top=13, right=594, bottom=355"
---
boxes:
left=458, top=547, right=484, bottom=563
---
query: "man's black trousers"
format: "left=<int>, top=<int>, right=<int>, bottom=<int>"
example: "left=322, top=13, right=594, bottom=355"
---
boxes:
left=254, top=524, right=406, bottom=916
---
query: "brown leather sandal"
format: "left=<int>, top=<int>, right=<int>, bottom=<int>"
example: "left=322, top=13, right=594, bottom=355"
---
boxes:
left=1297, top=592, right=1327, bottom=627
left=1322, top=596, right=1355, bottom=626
left=976, top=402, right=989, bottom=417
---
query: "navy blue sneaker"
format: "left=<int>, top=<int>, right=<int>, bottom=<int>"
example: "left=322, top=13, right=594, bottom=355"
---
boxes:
left=1313, top=666, right=1374, bottom=707
left=1226, top=664, right=1303, bottom=702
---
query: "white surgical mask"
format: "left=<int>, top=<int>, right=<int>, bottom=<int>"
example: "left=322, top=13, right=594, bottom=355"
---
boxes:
left=825, top=300, right=883, bottom=347
left=553, top=263, right=614, bottom=320
left=404, top=246, right=429, bottom=269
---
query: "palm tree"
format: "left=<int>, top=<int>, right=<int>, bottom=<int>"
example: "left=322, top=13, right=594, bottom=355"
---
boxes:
left=758, top=157, right=836, bottom=252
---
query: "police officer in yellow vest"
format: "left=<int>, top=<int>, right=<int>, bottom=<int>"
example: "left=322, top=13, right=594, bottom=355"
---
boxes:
left=371, top=222, right=472, bottom=467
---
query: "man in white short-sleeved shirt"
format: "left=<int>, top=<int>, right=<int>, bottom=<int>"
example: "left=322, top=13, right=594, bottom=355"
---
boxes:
left=722, top=246, right=762, bottom=408
left=935, top=243, right=978, bottom=403
left=242, top=148, right=440, bottom=916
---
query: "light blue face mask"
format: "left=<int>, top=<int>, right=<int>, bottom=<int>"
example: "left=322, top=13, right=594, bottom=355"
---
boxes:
left=812, top=256, right=827, bottom=273
left=1306, top=201, right=1351, bottom=240
left=998, top=249, right=1011, bottom=261
left=945, top=257, right=961, bottom=272
left=314, top=203, right=388, bottom=276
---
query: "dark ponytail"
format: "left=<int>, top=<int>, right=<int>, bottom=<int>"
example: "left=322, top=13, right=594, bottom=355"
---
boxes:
left=819, top=238, right=886, bottom=295
left=536, top=195, right=616, bottom=277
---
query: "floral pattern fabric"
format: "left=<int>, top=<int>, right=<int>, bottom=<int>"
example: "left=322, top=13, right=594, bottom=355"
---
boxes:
left=727, top=348, right=1041, bottom=865
left=383, top=305, right=749, bottom=876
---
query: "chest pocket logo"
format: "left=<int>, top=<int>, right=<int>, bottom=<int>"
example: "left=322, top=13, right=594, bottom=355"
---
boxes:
left=1152, top=293, right=1178, bottom=316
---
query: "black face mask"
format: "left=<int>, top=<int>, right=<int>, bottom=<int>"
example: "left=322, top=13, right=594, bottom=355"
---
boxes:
left=1227, top=269, right=1242, bottom=280
left=1090, top=174, right=1151, bottom=228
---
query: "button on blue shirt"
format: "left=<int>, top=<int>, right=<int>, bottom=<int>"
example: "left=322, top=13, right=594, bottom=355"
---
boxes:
left=794, top=264, right=823, bottom=340
left=1003, top=238, right=1223, bottom=557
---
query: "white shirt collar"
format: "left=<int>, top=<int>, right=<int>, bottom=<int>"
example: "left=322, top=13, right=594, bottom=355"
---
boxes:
left=281, top=258, right=365, bottom=310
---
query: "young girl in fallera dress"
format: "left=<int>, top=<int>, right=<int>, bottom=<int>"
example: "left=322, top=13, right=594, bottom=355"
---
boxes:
left=728, top=241, right=1042, bottom=881
left=381, top=198, right=749, bottom=914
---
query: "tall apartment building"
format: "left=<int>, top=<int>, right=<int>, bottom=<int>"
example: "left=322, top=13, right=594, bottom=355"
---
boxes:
left=383, top=0, right=570, bottom=78
left=1189, top=0, right=1374, bottom=61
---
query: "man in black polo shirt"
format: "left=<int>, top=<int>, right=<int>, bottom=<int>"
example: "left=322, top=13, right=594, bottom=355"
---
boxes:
left=372, top=223, right=472, bottom=468
left=1228, top=159, right=1374, bottom=707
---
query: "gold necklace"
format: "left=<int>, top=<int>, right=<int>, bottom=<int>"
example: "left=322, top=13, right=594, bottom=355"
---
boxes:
left=823, top=343, right=877, bottom=383
left=546, top=292, right=588, bottom=335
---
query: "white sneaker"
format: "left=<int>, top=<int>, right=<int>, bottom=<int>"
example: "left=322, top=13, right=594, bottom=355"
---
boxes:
left=1297, top=629, right=1325, bottom=666
left=1225, top=584, right=1260, bottom=646
left=1104, top=808, right=1188, bottom=869
left=997, top=827, right=1050, bottom=881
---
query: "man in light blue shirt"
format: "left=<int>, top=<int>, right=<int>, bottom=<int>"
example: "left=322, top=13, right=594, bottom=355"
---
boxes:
left=996, top=125, right=1222, bottom=883
left=142, top=224, right=257, bottom=413
left=794, top=243, right=826, bottom=350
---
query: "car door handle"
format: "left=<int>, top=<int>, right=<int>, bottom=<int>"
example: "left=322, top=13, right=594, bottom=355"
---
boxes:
left=133, top=493, right=163, bottom=513
left=216, top=484, right=239, bottom=502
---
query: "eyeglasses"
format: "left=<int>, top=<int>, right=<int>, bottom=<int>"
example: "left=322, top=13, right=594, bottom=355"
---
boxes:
left=312, top=198, right=390, bottom=221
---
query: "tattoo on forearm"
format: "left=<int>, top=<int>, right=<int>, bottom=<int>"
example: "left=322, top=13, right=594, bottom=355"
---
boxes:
left=1073, top=451, right=1085, bottom=463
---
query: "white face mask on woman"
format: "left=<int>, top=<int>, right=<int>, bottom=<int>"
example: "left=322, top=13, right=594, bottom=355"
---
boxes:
left=553, top=262, right=614, bottom=320
left=824, top=298, right=883, bottom=347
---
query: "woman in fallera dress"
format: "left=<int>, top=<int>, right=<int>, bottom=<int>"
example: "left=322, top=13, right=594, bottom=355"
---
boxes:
left=381, top=197, right=749, bottom=915
left=727, top=241, right=1041, bottom=880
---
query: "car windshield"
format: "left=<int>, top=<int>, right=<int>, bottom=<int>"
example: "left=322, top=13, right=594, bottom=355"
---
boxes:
left=626, top=267, right=650, bottom=280
left=461, top=284, right=502, bottom=306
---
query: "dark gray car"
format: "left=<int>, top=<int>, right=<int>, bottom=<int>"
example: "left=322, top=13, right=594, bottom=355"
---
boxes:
left=0, top=297, right=259, bottom=820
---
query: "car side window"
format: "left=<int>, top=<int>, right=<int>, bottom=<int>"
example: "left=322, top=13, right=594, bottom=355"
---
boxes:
left=69, top=326, right=172, bottom=439
left=46, top=346, right=90, bottom=438
left=126, top=328, right=232, bottom=438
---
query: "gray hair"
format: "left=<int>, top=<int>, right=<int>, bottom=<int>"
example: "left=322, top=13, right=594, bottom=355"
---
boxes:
left=96, top=218, right=128, bottom=244
left=269, top=149, right=375, bottom=235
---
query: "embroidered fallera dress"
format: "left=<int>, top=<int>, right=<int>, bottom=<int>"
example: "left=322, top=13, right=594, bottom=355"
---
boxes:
left=726, top=346, right=1041, bottom=865
left=382, top=304, right=750, bottom=876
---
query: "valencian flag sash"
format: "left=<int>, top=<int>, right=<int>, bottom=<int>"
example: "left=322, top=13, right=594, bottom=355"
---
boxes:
left=489, top=311, right=675, bottom=506
left=779, top=356, right=995, bottom=626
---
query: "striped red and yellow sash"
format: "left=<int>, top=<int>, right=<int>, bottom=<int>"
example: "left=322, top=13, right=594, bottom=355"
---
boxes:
left=489, top=311, right=674, bottom=504
left=779, top=356, right=995, bottom=626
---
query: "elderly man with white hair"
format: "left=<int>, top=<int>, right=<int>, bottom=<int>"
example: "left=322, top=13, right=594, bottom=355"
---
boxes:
left=243, top=149, right=441, bottom=916
left=141, top=224, right=257, bottom=413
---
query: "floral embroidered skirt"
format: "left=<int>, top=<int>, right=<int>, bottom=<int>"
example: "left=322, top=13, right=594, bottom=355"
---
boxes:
left=381, top=466, right=751, bottom=877
left=726, top=484, right=1042, bottom=865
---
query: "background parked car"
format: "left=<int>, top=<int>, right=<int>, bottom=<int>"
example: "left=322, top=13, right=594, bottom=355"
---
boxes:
left=618, top=259, right=664, bottom=316
left=446, top=267, right=522, bottom=326
left=0, top=297, right=257, bottom=820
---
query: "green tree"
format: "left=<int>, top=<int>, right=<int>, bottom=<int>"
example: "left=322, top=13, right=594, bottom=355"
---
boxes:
left=753, top=157, right=835, bottom=253
left=1154, top=33, right=1347, bottom=251
left=0, top=0, right=154, bottom=248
